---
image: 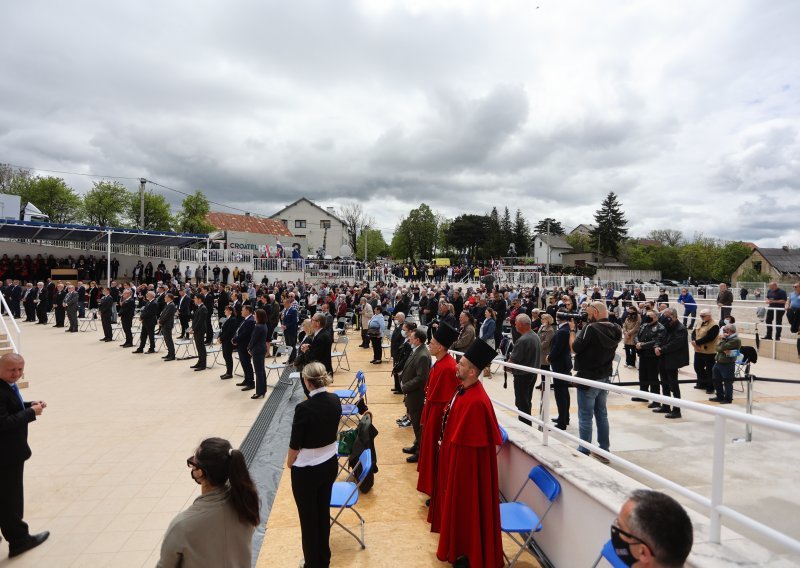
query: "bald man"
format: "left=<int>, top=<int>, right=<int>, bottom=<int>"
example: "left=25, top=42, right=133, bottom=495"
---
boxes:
left=0, top=354, right=50, bottom=556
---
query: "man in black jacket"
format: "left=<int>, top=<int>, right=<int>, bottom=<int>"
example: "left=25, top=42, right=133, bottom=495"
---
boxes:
left=233, top=304, right=256, bottom=390
left=118, top=289, right=136, bottom=347
left=655, top=308, right=690, bottom=419
left=177, top=288, right=191, bottom=339
left=202, top=285, right=215, bottom=345
left=35, top=282, right=48, bottom=324
left=399, top=328, right=431, bottom=462
left=548, top=312, right=573, bottom=430
left=52, top=284, right=66, bottom=328
left=159, top=293, right=177, bottom=361
left=22, top=284, right=37, bottom=322
left=190, top=294, right=208, bottom=370
left=98, top=287, right=115, bottom=341
left=0, top=353, right=50, bottom=557
left=301, top=313, right=333, bottom=376
left=570, top=301, right=622, bottom=463
left=134, top=291, right=158, bottom=353
left=218, top=305, right=238, bottom=379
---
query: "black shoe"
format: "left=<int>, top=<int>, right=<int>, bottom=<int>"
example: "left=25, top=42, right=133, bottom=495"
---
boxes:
left=8, top=531, right=50, bottom=558
left=132, top=349, right=144, bottom=354
left=693, top=385, right=707, bottom=390
left=393, top=390, right=404, bottom=395
left=706, top=388, right=716, bottom=394
left=763, top=336, right=772, bottom=341
left=631, top=397, right=648, bottom=402
left=647, top=402, right=661, bottom=409
left=99, top=337, right=107, bottom=341
left=402, top=446, right=418, bottom=454
left=190, top=364, right=200, bottom=368
left=653, top=406, right=671, bottom=413
left=251, top=393, right=265, bottom=399
left=370, top=360, right=381, bottom=364
left=406, top=454, right=418, bottom=463
left=163, top=357, right=176, bottom=362
left=453, top=556, right=469, bottom=568
left=236, top=381, right=248, bottom=386
left=194, top=366, right=207, bottom=371
left=146, top=349, right=156, bottom=354
left=241, top=384, right=255, bottom=391
left=665, top=411, right=682, bottom=419
left=220, top=374, right=233, bottom=380
left=425, top=498, right=430, bottom=507
left=120, top=343, right=133, bottom=348
left=720, top=399, right=732, bottom=404
left=708, top=396, right=723, bottom=402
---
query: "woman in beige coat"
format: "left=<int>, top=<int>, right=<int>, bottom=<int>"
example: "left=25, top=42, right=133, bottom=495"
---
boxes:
left=622, top=309, right=641, bottom=368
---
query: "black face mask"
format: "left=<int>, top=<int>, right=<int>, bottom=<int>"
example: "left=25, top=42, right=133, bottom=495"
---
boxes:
left=641, top=315, right=652, bottom=324
left=610, top=525, right=638, bottom=566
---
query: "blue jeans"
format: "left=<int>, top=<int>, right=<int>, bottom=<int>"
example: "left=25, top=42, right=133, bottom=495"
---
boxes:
left=712, top=362, right=735, bottom=401
left=577, top=377, right=610, bottom=454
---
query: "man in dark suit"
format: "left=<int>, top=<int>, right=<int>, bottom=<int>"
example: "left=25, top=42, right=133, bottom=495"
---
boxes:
left=202, top=285, right=215, bottom=345
left=35, top=282, right=48, bottom=324
left=98, top=287, right=115, bottom=341
left=218, top=305, right=238, bottom=379
left=10, top=281, right=22, bottom=319
left=548, top=312, right=573, bottom=430
left=118, top=289, right=136, bottom=347
left=76, top=281, right=86, bottom=318
left=301, top=313, right=334, bottom=376
left=190, top=294, right=208, bottom=370
left=134, top=291, right=158, bottom=353
left=390, top=312, right=407, bottom=392
left=177, top=289, right=191, bottom=339
left=399, top=328, right=431, bottom=462
left=655, top=308, right=690, bottom=419
left=63, top=285, right=79, bottom=333
left=53, top=284, right=66, bottom=328
left=233, top=304, right=256, bottom=390
left=159, top=293, right=177, bottom=361
left=217, top=285, right=229, bottom=321
left=0, top=353, right=50, bottom=557
left=22, top=284, right=37, bottom=322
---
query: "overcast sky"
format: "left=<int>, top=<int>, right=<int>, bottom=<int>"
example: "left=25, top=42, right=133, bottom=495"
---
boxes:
left=2, top=1, right=798, bottom=247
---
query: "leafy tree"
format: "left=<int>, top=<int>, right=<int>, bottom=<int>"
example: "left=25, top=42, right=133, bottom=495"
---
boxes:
left=736, top=268, right=771, bottom=284
left=712, top=242, right=752, bottom=283
left=83, top=181, right=128, bottom=227
left=513, top=209, right=531, bottom=255
left=177, top=191, right=214, bottom=234
left=565, top=231, right=592, bottom=253
left=446, top=214, right=489, bottom=258
left=589, top=192, right=628, bottom=258
left=0, top=164, right=33, bottom=193
left=407, top=203, right=438, bottom=260
left=390, top=217, right=415, bottom=261
left=356, top=228, right=389, bottom=261
left=500, top=207, right=513, bottom=250
left=534, top=217, right=565, bottom=236
left=486, top=207, right=506, bottom=257
left=7, top=176, right=83, bottom=223
left=647, top=229, right=684, bottom=247
left=126, top=191, right=174, bottom=231
left=436, top=218, right=452, bottom=256
left=339, top=202, right=374, bottom=256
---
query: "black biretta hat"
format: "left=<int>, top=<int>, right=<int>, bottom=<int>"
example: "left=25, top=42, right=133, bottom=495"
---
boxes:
left=433, top=323, right=459, bottom=349
left=462, top=338, right=497, bottom=370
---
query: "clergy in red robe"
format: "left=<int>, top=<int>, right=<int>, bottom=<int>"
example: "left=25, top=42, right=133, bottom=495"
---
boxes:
left=429, top=338, right=503, bottom=568
left=417, top=323, right=460, bottom=496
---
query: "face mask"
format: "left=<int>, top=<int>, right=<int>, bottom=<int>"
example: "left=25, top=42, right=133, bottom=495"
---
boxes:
left=401, top=330, right=407, bottom=338
left=190, top=467, right=202, bottom=485
left=641, top=315, right=652, bottom=324
left=610, top=526, right=637, bottom=566
left=724, top=319, right=730, bottom=325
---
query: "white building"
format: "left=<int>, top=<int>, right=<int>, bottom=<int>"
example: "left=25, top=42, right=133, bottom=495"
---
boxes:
left=269, top=197, right=348, bottom=257
left=206, top=211, right=302, bottom=254
left=532, top=233, right=573, bottom=265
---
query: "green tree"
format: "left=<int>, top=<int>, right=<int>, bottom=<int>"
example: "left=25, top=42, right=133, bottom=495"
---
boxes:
left=356, top=228, right=389, bottom=261
left=12, top=176, right=83, bottom=223
left=486, top=207, right=506, bottom=257
left=565, top=231, right=592, bottom=253
left=436, top=217, right=452, bottom=256
left=0, top=164, right=33, bottom=194
left=534, top=217, right=565, bottom=235
left=83, top=181, right=129, bottom=227
left=126, top=191, right=174, bottom=231
left=513, top=209, right=531, bottom=255
left=390, top=217, right=415, bottom=261
left=339, top=202, right=373, bottom=256
left=590, top=191, right=628, bottom=258
left=406, top=203, right=438, bottom=260
left=446, top=214, right=489, bottom=258
left=500, top=207, right=513, bottom=249
left=712, top=242, right=752, bottom=283
left=646, top=229, right=684, bottom=247
left=177, top=191, right=214, bottom=234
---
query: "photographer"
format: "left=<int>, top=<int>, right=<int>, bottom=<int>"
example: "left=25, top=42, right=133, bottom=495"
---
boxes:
left=570, top=301, right=622, bottom=463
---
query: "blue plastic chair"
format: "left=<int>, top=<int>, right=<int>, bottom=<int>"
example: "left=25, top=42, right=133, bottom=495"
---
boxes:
left=497, top=425, right=509, bottom=455
left=339, top=380, right=368, bottom=432
left=592, top=540, right=628, bottom=568
left=330, top=449, right=373, bottom=549
left=500, top=465, right=561, bottom=567
left=335, top=370, right=365, bottom=403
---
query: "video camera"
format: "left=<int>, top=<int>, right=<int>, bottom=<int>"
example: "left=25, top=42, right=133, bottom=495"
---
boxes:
left=556, top=310, right=589, bottom=323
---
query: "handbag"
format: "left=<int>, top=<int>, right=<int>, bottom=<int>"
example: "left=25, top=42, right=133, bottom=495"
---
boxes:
left=367, top=326, right=382, bottom=338
left=338, top=428, right=357, bottom=456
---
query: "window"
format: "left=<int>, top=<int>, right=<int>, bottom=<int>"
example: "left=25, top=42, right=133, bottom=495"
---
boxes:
left=320, top=220, right=331, bottom=229
left=295, top=220, right=306, bottom=229
left=752, top=261, right=762, bottom=273
left=294, top=234, right=306, bottom=239
left=281, top=219, right=288, bottom=227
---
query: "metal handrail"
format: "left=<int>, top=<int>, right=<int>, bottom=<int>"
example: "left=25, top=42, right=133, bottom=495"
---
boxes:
left=0, top=293, right=21, bottom=354
left=451, top=349, right=800, bottom=554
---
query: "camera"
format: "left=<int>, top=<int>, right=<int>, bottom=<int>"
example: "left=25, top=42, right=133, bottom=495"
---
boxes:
left=556, top=310, right=588, bottom=323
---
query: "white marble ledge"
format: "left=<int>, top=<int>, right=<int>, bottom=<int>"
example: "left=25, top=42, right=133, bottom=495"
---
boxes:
left=497, top=415, right=800, bottom=567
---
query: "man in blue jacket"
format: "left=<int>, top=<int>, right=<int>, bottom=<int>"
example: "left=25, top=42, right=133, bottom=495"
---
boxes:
left=233, top=304, right=256, bottom=391
left=548, top=311, right=573, bottom=430
left=677, top=288, right=697, bottom=330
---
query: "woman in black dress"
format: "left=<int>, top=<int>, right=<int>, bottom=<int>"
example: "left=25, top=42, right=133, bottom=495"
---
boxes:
left=248, top=308, right=268, bottom=399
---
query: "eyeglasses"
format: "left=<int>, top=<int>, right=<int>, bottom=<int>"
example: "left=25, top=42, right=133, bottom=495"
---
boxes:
left=186, top=456, right=200, bottom=469
left=611, top=522, right=652, bottom=552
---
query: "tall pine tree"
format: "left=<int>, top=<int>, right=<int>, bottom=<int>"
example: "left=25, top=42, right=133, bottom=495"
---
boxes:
left=534, top=217, right=565, bottom=235
left=589, top=191, right=628, bottom=258
left=500, top=206, right=513, bottom=254
left=513, top=209, right=531, bottom=255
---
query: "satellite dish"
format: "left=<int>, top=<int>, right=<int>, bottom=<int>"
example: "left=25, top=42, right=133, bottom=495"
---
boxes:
left=340, top=244, right=353, bottom=257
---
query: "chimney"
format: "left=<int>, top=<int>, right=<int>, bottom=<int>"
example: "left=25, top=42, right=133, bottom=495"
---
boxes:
left=782, top=245, right=789, bottom=251
left=326, top=207, right=335, bottom=214
left=245, top=212, right=251, bottom=217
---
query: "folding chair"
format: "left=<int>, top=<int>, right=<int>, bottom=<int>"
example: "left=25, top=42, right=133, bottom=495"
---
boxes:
left=330, top=449, right=373, bottom=549
left=332, top=335, right=351, bottom=372
left=340, top=380, right=367, bottom=432
left=592, top=540, right=628, bottom=568
left=175, top=339, right=194, bottom=360
left=265, top=345, right=290, bottom=385
left=500, top=465, right=561, bottom=567
left=733, top=345, right=758, bottom=393
left=335, top=370, right=365, bottom=403
left=206, top=345, right=223, bottom=367
left=610, top=353, right=622, bottom=384
left=381, top=328, right=392, bottom=358
left=497, top=425, right=508, bottom=455
left=336, top=317, right=348, bottom=336
left=79, top=317, right=97, bottom=332
left=491, top=353, right=506, bottom=374
left=345, top=311, right=354, bottom=329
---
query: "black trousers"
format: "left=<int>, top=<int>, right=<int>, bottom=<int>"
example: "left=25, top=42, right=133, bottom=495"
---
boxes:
left=370, top=336, right=382, bottom=361
left=553, top=375, right=571, bottom=429
left=162, top=326, right=174, bottom=357
left=139, top=323, right=156, bottom=350
left=67, top=308, right=78, bottom=331
left=179, top=316, right=190, bottom=338
left=194, top=332, right=207, bottom=367
left=694, top=353, right=715, bottom=389
left=252, top=348, right=267, bottom=395
left=238, top=348, right=254, bottom=385
left=286, top=334, right=298, bottom=364
left=638, top=356, right=660, bottom=394
left=36, top=304, right=47, bottom=324
left=765, top=307, right=785, bottom=340
left=0, top=462, right=29, bottom=545
left=205, top=313, right=214, bottom=343
left=407, top=405, right=422, bottom=449
left=659, top=367, right=681, bottom=411
left=222, top=343, right=234, bottom=373
left=513, top=373, right=536, bottom=426
left=624, top=344, right=637, bottom=367
left=101, top=314, right=113, bottom=339
left=122, top=318, right=133, bottom=345
left=291, top=456, right=337, bottom=568
left=24, top=302, right=35, bottom=321
left=54, top=307, right=65, bottom=327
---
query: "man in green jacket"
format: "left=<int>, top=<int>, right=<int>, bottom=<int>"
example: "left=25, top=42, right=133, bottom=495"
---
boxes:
left=709, top=324, right=741, bottom=404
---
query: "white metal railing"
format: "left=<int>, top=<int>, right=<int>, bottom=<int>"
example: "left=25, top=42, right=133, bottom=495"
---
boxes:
left=0, top=293, right=22, bottom=355
left=457, top=351, right=800, bottom=554
left=179, top=248, right=252, bottom=264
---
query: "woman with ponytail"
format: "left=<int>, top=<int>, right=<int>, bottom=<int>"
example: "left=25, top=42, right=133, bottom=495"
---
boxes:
left=158, top=437, right=260, bottom=568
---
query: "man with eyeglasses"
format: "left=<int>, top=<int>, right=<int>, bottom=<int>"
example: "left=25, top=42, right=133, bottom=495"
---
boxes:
left=611, top=489, right=693, bottom=567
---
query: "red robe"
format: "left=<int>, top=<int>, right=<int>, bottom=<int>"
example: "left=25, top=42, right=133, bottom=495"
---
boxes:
left=428, top=381, right=503, bottom=568
left=416, top=353, right=459, bottom=496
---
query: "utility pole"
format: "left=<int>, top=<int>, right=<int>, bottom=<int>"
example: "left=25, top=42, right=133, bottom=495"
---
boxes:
left=138, top=178, right=147, bottom=230
left=545, top=219, right=551, bottom=275
left=364, top=225, right=369, bottom=263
